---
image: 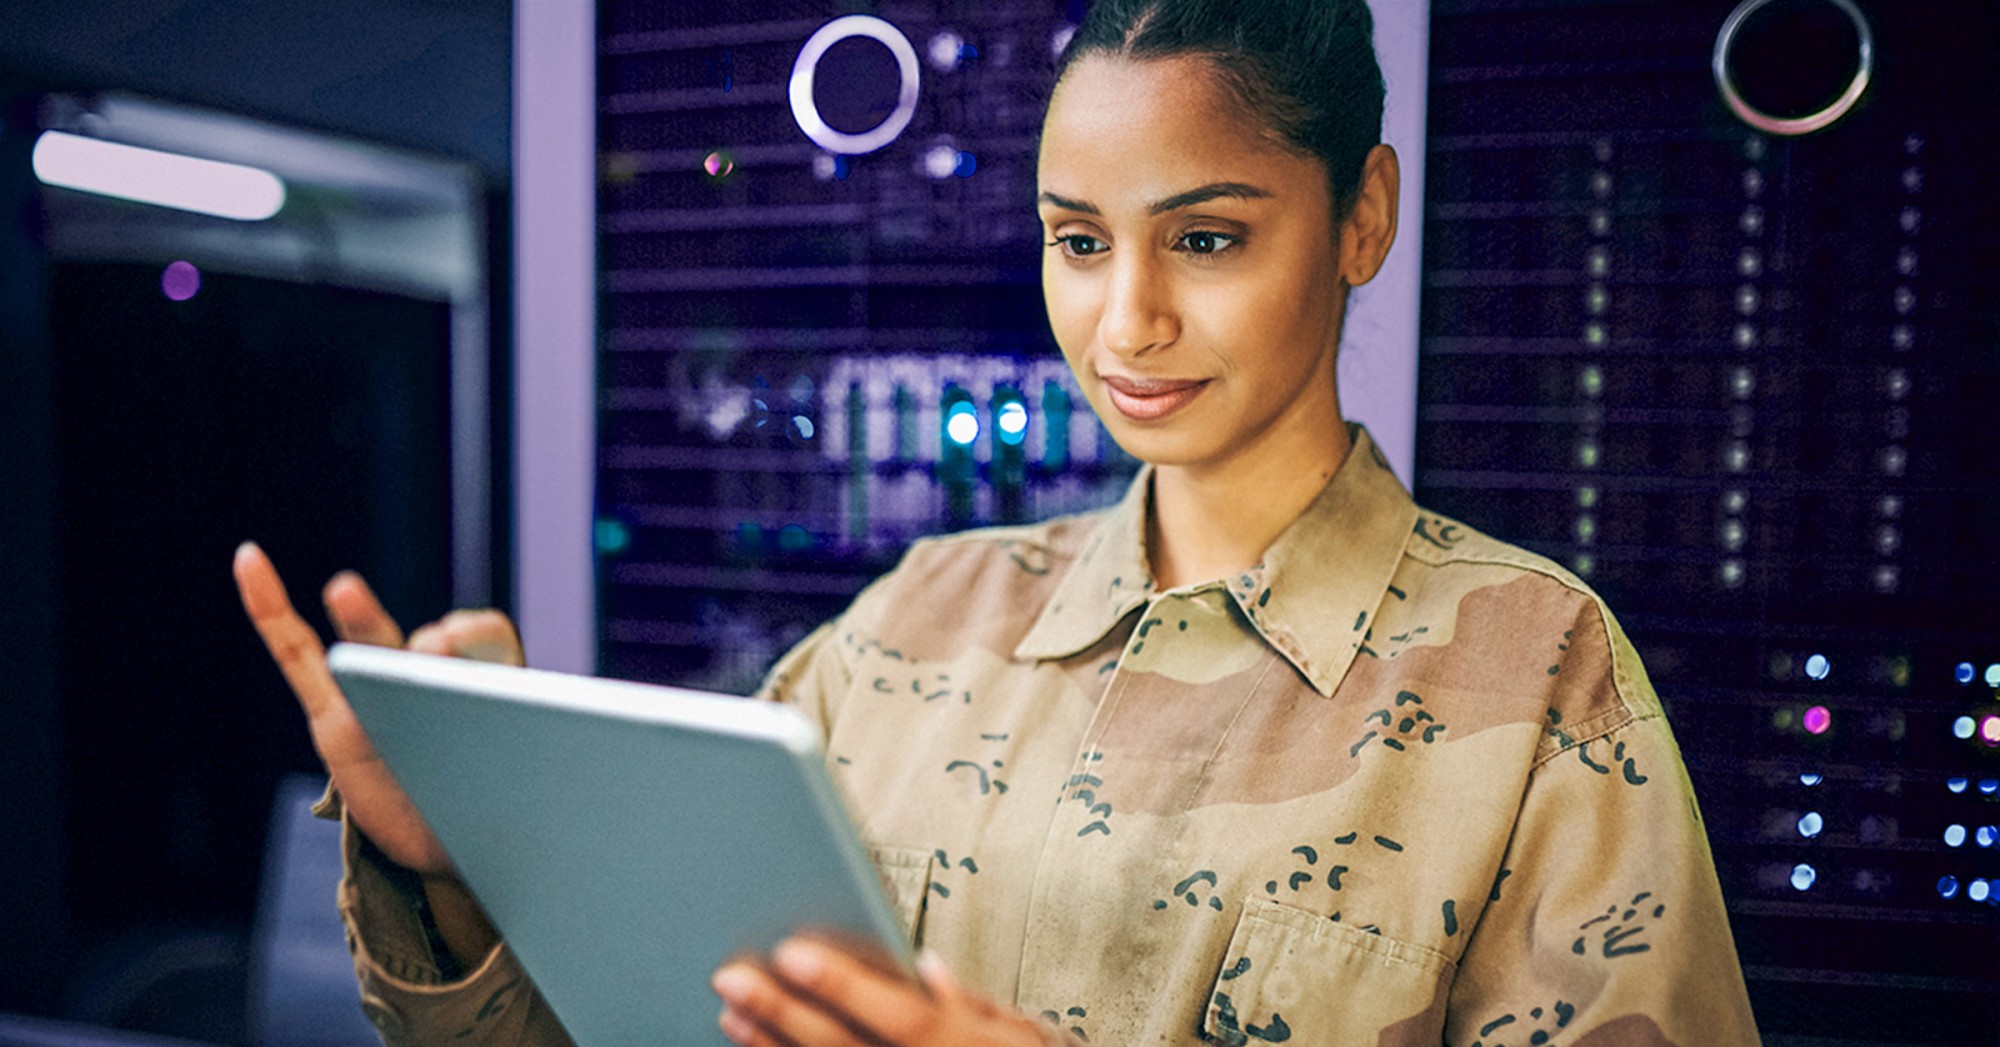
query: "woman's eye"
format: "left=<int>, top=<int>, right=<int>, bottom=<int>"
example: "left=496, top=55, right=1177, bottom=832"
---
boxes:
left=1049, top=234, right=1107, bottom=258
left=1177, top=230, right=1238, bottom=255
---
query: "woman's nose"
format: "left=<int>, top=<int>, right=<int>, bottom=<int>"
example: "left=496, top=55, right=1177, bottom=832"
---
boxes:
left=1097, top=255, right=1179, bottom=359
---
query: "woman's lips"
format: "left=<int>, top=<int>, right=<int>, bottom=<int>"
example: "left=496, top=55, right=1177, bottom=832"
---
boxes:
left=1100, top=374, right=1209, bottom=421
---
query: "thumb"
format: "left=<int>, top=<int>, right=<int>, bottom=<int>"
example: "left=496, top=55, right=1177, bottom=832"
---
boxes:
left=323, top=571, right=406, bottom=649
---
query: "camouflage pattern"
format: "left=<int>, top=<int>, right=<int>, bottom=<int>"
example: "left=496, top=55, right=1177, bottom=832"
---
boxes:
left=333, top=426, right=1760, bottom=1045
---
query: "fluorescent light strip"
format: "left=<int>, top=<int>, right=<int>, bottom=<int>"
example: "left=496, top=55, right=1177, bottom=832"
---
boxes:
left=31, top=130, right=286, bottom=221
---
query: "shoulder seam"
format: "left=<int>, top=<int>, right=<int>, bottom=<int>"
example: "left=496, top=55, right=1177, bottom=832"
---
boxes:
left=1409, top=547, right=1593, bottom=594
left=1531, top=705, right=1660, bottom=772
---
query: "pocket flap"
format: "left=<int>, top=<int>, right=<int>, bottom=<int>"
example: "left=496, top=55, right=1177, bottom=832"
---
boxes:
left=865, top=843, right=935, bottom=948
left=1205, top=897, right=1453, bottom=1045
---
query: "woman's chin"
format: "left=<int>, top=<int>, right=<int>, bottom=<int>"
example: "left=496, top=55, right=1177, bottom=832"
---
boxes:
left=1101, top=427, right=1223, bottom=471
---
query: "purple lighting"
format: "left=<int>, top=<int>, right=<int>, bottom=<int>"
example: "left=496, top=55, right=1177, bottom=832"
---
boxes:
left=161, top=260, right=201, bottom=301
left=1803, top=705, right=1831, bottom=735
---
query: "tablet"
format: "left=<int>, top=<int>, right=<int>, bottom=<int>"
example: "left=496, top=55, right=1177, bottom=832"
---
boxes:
left=327, top=642, right=913, bottom=1045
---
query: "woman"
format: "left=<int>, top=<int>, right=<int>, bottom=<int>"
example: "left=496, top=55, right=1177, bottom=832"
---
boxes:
left=237, top=0, right=1762, bottom=1043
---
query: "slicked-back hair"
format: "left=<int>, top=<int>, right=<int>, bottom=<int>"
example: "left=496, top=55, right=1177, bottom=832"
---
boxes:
left=1054, top=0, right=1385, bottom=222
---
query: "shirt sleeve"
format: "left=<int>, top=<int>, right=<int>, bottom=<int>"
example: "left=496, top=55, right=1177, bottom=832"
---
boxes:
left=310, top=785, right=576, bottom=1045
left=1441, top=705, right=1762, bottom=1045
left=748, top=618, right=851, bottom=728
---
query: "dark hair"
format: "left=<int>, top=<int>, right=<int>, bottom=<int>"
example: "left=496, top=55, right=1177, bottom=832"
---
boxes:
left=1054, top=0, right=1385, bottom=219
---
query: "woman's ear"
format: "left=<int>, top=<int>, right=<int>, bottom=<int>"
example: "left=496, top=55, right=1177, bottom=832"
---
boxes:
left=1338, top=144, right=1400, bottom=288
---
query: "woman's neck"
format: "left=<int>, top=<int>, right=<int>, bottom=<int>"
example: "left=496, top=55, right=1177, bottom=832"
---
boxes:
left=1146, top=418, right=1353, bottom=591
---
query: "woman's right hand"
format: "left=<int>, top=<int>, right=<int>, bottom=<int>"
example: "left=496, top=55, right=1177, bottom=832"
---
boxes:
left=232, top=541, right=525, bottom=876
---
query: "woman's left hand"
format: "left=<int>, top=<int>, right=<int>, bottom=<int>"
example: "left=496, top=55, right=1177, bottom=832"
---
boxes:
left=711, top=938, right=1066, bottom=1047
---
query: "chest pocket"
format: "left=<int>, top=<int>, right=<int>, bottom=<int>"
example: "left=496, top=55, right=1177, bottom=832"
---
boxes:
left=1203, top=897, right=1453, bottom=1046
left=865, top=843, right=935, bottom=948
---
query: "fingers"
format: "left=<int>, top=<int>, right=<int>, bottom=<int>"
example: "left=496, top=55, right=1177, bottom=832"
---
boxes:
left=713, top=962, right=875, bottom=1047
left=323, top=570, right=405, bottom=648
left=764, top=940, right=943, bottom=1046
left=409, top=609, right=527, bottom=666
left=234, top=542, right=342, bottom=720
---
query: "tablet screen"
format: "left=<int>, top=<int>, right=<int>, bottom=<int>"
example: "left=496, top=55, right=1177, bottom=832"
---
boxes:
left=330, top=643, right=913, bottom=1045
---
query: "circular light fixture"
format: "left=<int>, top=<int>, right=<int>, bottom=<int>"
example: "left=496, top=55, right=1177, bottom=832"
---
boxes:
left=1713, top=0, right=1872, bottom=136
left=789, top=15, right=921, bottom=156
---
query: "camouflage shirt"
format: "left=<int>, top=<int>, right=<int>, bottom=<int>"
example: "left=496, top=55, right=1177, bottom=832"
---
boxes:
left=336, top=426, right=1761, bottom=1045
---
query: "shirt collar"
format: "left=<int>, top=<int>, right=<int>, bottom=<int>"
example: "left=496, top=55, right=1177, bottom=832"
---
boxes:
left=1013, top=424, right=1419, bottom=698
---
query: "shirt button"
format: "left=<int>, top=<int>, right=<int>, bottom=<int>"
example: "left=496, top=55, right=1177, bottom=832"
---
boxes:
left=360, top=993, right=405, bottom=1039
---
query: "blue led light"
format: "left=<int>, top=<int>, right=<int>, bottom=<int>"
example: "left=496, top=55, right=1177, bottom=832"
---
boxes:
left=945, top=401, right=980, bottom=446
left=1799, top=773, right=1823, bottom=786
left=1805, top=654, right=1831, bottom=680
left=1790, top=864, right=1816, bottom=891
left=1949, top=777, right=1969, bottom=793
left=1945, top=824, right=1967, bottom=847
left=996, top=401, right=1028, bottom=446
left=1955, top=716, right=1978, bottom=740
left=1958, top=662, right=1977, bottom=684
left=593, top=518, right=631, bottom=555
left=1988, top=663, right=2000, bottom=688
left=1982, top=779, right=1999, bottom=796
left=1938, top=875, right=1960, bottom=899
left=1797, top=812, right=1823, bottom=838
left=1977, top=826, right=1998, bottom=849
left=792, top=415, right=815, bottom=440
left=1971, top=879, right=1992, bottom=903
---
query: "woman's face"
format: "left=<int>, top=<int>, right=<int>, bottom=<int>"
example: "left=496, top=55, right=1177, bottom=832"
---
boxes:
left=1037, top=55, right=1362, bottom=476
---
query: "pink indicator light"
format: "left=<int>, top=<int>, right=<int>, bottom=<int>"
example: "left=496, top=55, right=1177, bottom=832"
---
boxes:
left=1981, top=716, right=2000, bottom=747
left=1803, top=705, right=1831, bottom=736
left=703, top=151, right=734, bottom=177
left=161, top=260, right=201, bottom=301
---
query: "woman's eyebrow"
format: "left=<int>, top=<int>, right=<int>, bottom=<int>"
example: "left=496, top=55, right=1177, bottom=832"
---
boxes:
left=1036, top=182, right=1274, bottom=217
left=1036, top=190, right=1100, bottom=215
left=1146, top=181, right=1272, bottom=215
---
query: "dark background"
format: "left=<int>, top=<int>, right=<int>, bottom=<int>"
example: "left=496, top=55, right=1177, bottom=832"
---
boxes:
left=0, top=0, right=508, bottom=1036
